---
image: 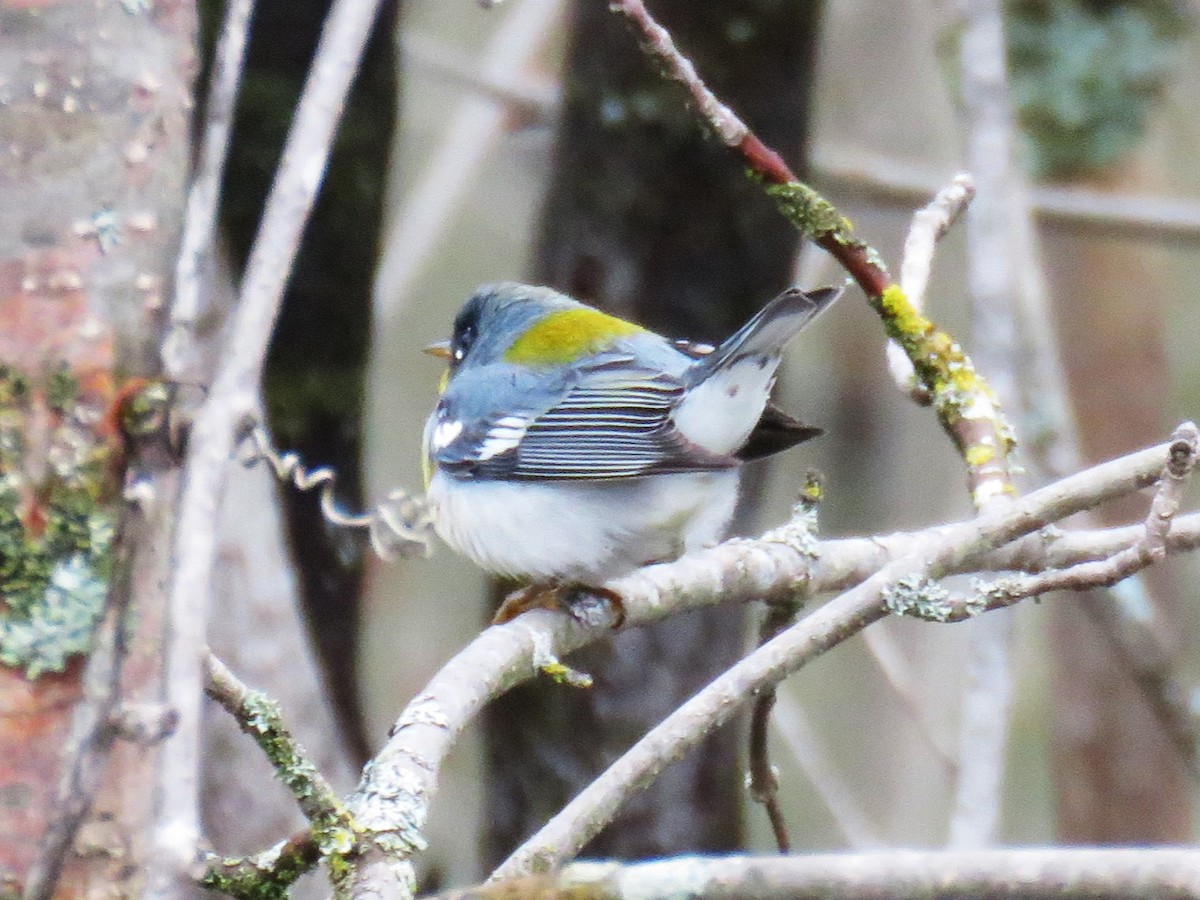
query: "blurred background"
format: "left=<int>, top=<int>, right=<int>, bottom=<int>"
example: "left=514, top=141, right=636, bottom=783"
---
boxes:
left=202, top=0, right=1200, bottom=891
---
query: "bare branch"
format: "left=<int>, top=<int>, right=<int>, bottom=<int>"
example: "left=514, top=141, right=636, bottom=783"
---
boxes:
left=444, top=849, right=1200, bottom=899
left=813, top=141, right=1200, bottom=246
left=895, top=423, right=1200, bottom=626
left=164, top=0, right=256, bottom=381
left=154, top=0, right=387, bottom=884
left=889, top=175, right=975, bottom=399
left=482, top=435, right=1185, bottom=875
left=747, top=484, right=820, bottom=852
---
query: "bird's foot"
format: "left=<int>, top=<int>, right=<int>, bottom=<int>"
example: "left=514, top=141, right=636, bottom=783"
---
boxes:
left=559, top=583, right=626, bottom=629
left=492, top=583, right=563, bottom=624
left=492, top=582, right=626, bottom=629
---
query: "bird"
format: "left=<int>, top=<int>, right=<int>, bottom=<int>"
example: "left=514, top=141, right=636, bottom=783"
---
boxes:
left=422, top=281, right=841, bottom=621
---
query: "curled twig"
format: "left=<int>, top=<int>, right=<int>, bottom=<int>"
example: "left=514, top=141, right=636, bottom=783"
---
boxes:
left=238, top=420, right=433, bottom=559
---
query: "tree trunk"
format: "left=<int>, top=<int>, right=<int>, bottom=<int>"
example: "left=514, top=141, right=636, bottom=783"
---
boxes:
left=483, top=0, right=825, bottom=864
left=0, top=0, right=196, bottom=893
left=1043, top=170, right=1191, bottom=840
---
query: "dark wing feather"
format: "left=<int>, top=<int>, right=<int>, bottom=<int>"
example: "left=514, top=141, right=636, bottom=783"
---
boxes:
left=736, top=403, right=822, bottom=462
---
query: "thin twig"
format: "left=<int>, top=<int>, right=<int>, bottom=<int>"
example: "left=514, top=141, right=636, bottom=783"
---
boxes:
left=748, top=599, right=802, bottom=854
left=770, top=693, right=882, bottom=849
left=153, top=0, right=387, bottom=886
left=812, top=141, right=1200, bottom=246
left=446, top=849, right=1200, bottom=899
left=201, top=652, right=360, bottom=896
left=164, top=0, right=256, bottom=381
left=203, top=652, right=351, bottom=830
left=894, top=424, right=1200, bottom=626
left=200, top=834, right=321, bottom=900
left=371, top=36, right=1200, bottom=250
left=889, top=175, right=975, bottom=400
left=748, top=481, right=820, bottom=853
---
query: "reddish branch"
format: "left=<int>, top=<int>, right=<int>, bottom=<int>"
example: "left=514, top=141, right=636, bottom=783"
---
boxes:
left=609, top=0, right=1014, bottom=510
left=609, top=0, right=887, bottom=296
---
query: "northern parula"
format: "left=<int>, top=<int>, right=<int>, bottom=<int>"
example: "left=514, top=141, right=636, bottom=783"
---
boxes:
left=423, top=282, right=841, bottom=587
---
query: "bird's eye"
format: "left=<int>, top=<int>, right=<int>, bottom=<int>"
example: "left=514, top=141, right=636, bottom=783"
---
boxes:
left=452, top=323, right=476, bottom=364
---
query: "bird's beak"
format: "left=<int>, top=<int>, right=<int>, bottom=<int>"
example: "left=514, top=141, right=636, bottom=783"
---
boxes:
left=423, top=340, right=452, bottom=360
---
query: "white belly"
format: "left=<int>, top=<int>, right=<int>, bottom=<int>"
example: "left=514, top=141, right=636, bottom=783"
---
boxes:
left=427, top=470, right=739, bottom=582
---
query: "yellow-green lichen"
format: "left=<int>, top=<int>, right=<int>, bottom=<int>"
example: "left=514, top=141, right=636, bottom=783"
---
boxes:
left=965, top=445, right=996, bottom=467
left=0, top=362, right=118, bottom=679
left=875, top=285, right=1016, bottom=453
left=878, top=285, right=926, bottom=334
left=200, top=845, right=318, bottom=900
left=232, top=685, right=361, bottom=868
left=118, top=380, right=171, bottom=438
left=541, top=660, right=594, bottom=689
left=761, top=180, right=854, bottom=241
left=44, top=364, right=79, bottom=415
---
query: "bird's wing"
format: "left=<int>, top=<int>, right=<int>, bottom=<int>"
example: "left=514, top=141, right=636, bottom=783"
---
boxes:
left=429, top=358, right=735, bottom=481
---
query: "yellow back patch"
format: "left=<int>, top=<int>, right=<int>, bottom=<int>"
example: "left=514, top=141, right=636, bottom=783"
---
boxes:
left=503, top=308, right=644, bottom=366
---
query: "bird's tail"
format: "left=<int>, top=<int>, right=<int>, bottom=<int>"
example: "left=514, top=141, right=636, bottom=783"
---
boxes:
left=686, top=285, right=842, bottom=385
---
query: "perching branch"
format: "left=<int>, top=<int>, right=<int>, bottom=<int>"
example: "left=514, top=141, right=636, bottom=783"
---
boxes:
left=210, top=433, right=1200, bottom=894
left=492, top=431, right=1193, bottom=877
left=341, top=431, right=1181, bottom=885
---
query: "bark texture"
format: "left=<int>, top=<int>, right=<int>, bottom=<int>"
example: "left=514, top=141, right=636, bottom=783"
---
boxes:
left=1044, top=193, right=1190, bottom=841
left=0, top=0, right=196, bottom=892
